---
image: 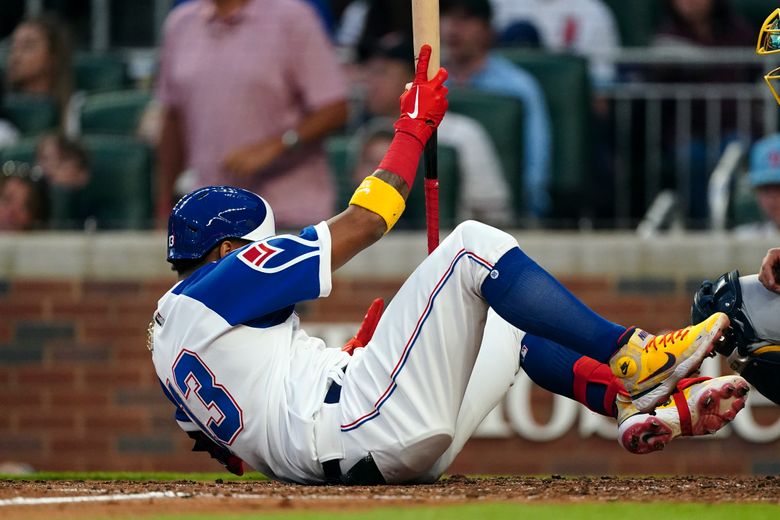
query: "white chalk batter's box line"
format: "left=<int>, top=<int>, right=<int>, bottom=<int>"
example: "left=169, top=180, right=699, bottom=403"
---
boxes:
left=0, top=491, right=427, bottom=507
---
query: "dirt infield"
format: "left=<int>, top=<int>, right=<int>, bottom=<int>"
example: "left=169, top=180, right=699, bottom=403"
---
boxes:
left=1, top=476, right=778, bottom=519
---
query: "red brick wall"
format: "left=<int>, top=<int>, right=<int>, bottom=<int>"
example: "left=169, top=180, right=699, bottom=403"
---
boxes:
left=1, top=276, right=778, bottom=474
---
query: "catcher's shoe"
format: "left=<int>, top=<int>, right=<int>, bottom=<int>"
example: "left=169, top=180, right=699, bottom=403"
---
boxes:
left=617, top=375, right=749, bottom=454
left=610, top=312, right=730, bottom=412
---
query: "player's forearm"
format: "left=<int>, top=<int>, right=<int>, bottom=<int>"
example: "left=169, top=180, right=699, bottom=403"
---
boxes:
left=328, top=170, right=410, bottom=270
left=157, top=108, right=185, bottom=222
left=327, top=45, right=447, bottom=271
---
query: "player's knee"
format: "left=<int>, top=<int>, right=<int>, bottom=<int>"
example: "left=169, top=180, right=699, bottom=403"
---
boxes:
left=451, top=220, right=515, bottom=251
left=454, top=219, right=492, bottom=238
left=398, top=429, right=453, bottom=475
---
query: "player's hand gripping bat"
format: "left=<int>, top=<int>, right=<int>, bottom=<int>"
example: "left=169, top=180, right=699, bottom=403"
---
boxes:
left=412, top=0, right=441, bottom=253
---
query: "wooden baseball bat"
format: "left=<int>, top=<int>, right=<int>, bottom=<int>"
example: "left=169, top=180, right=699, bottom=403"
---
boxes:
left=411, top=0, right=440, bottom=254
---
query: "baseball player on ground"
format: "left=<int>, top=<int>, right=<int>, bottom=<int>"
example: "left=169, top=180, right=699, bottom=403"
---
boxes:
left=150, top=46, right=744, bottom=484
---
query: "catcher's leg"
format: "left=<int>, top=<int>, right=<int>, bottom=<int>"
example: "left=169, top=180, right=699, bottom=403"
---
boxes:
left=740, top=274, right=780, bottom=342
left=693, top=272, right=780, bottom=404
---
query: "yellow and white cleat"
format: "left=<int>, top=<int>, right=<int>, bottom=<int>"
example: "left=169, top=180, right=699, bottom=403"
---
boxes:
left=617, top=375, right=749, bottom=454
left=610, top=312, right=730, bottom=412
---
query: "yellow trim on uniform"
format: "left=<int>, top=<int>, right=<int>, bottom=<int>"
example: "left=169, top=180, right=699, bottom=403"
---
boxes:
left=753, top=345, right=780, bottom=356
left=349, top=176, right=406, bottom=233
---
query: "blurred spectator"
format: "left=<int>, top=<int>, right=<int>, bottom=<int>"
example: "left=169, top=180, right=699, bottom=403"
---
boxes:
left=156, top=0, right=348, bottom=228
left=0, top=84, right=20, bottom=150
left=359, top=35, right=511, bottom=224
left=34, top=133, right=95, bottom=229
left=654, top=0, right=754, bottom=51
left=337, top=0, right=413, bottom=57
left=441, top=0, right=552, bottom=217
left=735, top=135, right=780, bottom=237
left=336, top=0, right=370, bottom=48
left=0, top=161, right=49, bottom=231
left=5, top=14, right=77, bottom=133
left=173, top=0, right=336, bottom=37
left=35, top=133, right=89, bottom=189
left=652, top=0, right=757, bottom=226
left=489, top=0, right=620, bottom=87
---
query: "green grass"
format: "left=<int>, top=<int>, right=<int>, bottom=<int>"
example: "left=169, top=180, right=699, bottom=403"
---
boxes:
left=127, top=503, right=780, bottom=520
left=0, top=471, right=266, bottom=481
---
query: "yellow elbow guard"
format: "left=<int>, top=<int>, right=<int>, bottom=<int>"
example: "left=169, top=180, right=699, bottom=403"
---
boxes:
left=349, top=176, right=406, bottom=232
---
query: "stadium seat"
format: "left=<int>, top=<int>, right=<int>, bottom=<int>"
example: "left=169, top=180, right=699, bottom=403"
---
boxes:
left=0, top=137, right=37, bottom=164
left=1, top=136, right=153, bottom=229
left=603, top=0, right=661, bottom=47
left=74, top=54, right=129, bottom=93
left=499, top=50, right=592, bottom=220
left=2, top=94, right=59, bottom=136
left=79, top=135, right=153, bottom=229
left=325, top=135, right=460, bottom=229
left=80, top=89, right=152, bottom=135
left=446, top=89, right=525, bottom=215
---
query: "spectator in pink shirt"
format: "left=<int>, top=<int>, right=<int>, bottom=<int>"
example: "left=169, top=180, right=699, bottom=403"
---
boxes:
left=156, top=0, right=348, bottom=227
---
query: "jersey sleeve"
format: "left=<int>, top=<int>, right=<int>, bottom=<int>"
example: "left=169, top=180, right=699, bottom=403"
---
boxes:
left=175, top=222, right=332, bottom=327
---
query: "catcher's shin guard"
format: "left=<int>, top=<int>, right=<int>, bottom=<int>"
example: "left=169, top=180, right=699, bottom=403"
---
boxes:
left=692, top=270, right=780, bottom=405
left=727, top=347, right=780, bottom=405
left=691, top=270, right=756, bottom=357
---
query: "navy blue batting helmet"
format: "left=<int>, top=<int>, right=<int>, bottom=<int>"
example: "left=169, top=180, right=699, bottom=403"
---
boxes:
left=167, top=186, right=275, bottom=262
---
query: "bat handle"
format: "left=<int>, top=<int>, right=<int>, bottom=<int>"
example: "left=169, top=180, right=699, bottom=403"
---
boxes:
left=424, top=131, right=439, bottom=253
left=424, top=132, right=438, bottom=180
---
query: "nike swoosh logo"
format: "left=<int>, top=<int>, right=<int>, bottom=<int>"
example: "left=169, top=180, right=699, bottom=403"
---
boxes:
left=637, top=352, right=677, bottom=384
left=406, top=87, right=420, bottom=119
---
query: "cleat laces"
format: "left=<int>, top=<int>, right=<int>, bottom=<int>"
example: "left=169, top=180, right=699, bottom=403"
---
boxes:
left=644, top=328, right=690, bottom=353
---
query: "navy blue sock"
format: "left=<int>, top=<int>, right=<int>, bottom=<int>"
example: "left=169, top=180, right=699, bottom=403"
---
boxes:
left=522, top=334, right=615, bottom=418
left=482, top=247, right=626, bottom=363
left=520, top=334, right=578, bottom=397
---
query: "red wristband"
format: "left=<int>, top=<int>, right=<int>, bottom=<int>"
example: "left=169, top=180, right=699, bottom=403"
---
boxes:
left=377, top=130, right=424, bottom=189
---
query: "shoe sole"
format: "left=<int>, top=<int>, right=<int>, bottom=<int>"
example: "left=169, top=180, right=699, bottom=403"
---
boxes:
left=691, top=377, right=750, bottom=435
left=620, top=376, right=749, bottom=454
left=632, top=314, right=729, bottom=413
left=619, top=415, right=674, bottom=454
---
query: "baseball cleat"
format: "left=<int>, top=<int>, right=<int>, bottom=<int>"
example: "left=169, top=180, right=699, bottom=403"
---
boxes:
left=609, top=313, right=730, bottom=413
left=616, top=375, right=749, bottom=454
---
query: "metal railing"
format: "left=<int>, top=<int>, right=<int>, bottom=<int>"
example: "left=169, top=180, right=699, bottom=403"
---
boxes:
left=599, top=48, right=779, bottom=229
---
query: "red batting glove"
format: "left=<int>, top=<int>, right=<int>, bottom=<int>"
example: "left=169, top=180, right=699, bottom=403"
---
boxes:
left=378, top=45, right=449, bottom=189
left=342, top=298, right=385, bottom=356
left=395, top=44, right=449, bottom=145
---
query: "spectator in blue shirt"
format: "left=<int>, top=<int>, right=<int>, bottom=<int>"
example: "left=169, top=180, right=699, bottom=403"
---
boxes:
left=441, top=0, right=552, bottom=218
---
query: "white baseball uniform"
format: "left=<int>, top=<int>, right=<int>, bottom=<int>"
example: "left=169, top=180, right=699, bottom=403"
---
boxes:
left=151, top=220, right=524, bottom=484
